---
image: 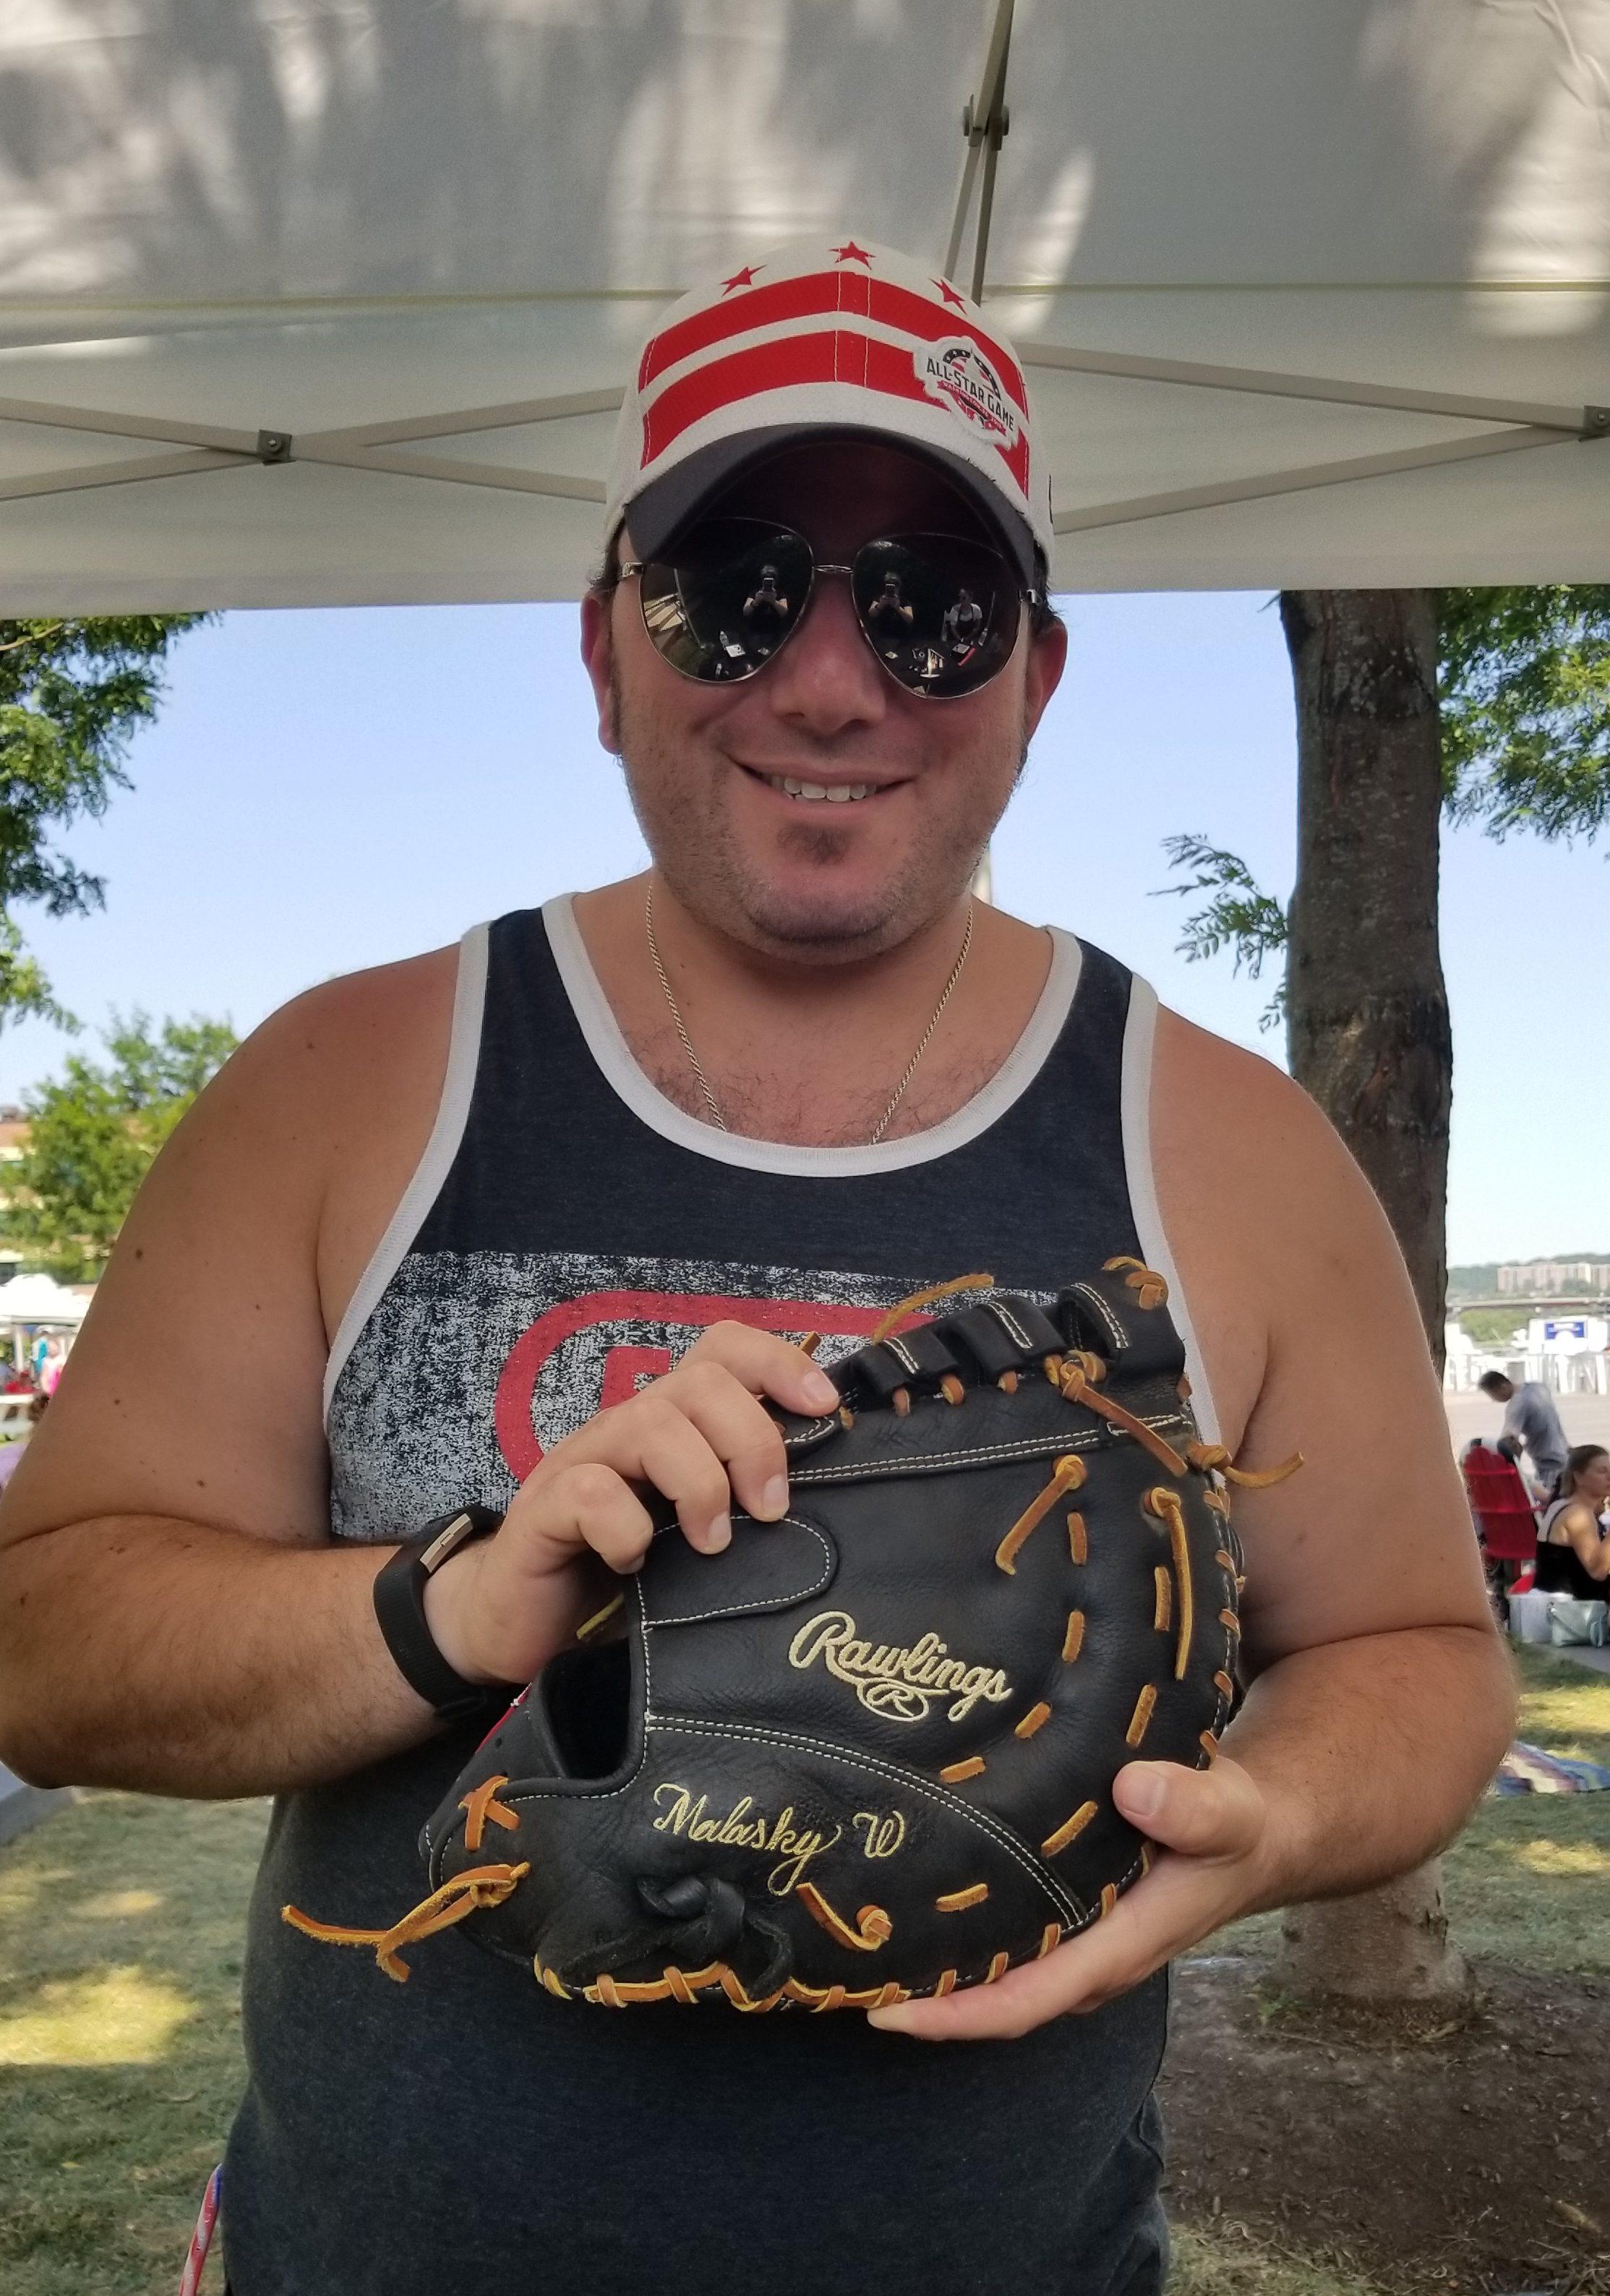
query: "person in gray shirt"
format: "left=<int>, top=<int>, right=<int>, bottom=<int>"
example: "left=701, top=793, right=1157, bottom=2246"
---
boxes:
left=1478, top=1371, right=1570, bottom=1495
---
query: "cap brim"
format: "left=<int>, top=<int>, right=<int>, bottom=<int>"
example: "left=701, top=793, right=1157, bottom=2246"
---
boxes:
left=620, top=424, right=1040, bottom=589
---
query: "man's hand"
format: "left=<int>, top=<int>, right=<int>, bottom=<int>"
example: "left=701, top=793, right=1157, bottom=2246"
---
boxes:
left=868, top=1752, right=1275, bottom=2040
left=424, top=1323, right=838, bottom=1689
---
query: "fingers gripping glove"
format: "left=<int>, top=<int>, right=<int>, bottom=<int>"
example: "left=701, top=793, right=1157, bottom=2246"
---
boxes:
left=284, top=1258, right=1296, bottom=2009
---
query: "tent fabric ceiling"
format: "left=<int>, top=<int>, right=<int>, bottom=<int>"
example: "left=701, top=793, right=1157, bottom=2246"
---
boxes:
left=1, top=0, right=1607, bottom=610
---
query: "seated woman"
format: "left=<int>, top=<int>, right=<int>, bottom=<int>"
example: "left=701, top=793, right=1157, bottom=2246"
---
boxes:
left=1534, top=1443, right=1610, bottom=1600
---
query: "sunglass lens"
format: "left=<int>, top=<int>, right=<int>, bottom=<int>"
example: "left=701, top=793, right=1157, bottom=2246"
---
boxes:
left=852, top=537, right=1016, bottom=696
left=638, top=521, right=812, bottom=682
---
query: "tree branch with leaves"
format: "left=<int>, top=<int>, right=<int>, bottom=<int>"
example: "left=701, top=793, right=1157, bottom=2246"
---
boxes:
left=0, top=614, right=209, bottom=1029
left=4, top=1012, right=237, bottom=1281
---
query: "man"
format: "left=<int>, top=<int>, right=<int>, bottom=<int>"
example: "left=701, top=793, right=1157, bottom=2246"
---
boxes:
left=1478, top=1369, right=1570, bottom=1496
left=0, top=241, right=1513, bottom=2295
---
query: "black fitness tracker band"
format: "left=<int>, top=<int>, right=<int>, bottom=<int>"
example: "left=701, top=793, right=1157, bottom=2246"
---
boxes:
left=372, top=1505, right=518, bottom=1723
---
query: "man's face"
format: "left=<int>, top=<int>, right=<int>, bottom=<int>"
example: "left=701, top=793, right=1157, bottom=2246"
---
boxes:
left=581, top=440, right=1066, bottom=961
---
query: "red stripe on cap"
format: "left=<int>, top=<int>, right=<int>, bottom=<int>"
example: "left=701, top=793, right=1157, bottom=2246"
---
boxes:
left=641, top=269, right=1025, bottom=411
left=640, top=328, right=1030, bottom=498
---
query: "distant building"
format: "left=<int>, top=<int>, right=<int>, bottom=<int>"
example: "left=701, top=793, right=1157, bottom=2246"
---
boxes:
left=1445, top=1310, right=1610, bottom=1396
left=1496, top=1260, right=1610, bottom=1295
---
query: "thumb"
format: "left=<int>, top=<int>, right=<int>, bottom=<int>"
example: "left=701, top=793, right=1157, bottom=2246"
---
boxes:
left=1112, top=1754, right=1265, bottom=1859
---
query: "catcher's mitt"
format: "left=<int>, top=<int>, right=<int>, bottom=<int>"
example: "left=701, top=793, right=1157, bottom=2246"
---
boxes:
left=286, top=1257, right=1296, bottom=2010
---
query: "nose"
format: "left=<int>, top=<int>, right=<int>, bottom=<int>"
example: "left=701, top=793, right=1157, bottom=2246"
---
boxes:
left=759, top=567, right=889, bottom=741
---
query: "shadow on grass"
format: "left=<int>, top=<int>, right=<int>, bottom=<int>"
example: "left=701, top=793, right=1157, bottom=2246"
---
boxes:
left=0, top=1791, right=268, bottom=2296
left=1, top=1643, right=1604, bottom=2296
left=1201, top=1639, right=1610, bottom=1977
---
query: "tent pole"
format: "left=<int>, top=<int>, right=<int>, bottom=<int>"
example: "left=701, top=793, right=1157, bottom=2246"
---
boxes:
left=0, top=448, right=247, bottom=505
left=946, top=0, right=1014, bottom=291
left=1053, top=422, right=1585, bottom=537
left=1019, top=345, right=1590, bottom=433
left=299, top=389, right=625, bottom=453
left=294, top=443, right=605, bottom=501
left=0, top=394, right=257, bottom=455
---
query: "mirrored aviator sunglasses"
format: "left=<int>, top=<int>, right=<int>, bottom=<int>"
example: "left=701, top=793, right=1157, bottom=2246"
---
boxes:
left=620, top=516, right=1037, bottom=700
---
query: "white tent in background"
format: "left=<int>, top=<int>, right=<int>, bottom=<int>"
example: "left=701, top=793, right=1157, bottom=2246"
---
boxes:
left=0, top=0, right=1606, bottom=613
left=0, top=1273, right=91, bottom=1327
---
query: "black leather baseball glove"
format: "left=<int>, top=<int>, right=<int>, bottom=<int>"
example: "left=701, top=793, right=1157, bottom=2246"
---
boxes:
left=286, top=1257, right=1284, bottom=2010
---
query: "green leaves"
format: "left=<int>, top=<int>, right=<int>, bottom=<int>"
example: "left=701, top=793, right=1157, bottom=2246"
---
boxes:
left=1154, top=833, right=1288, bottom=1030
left=1159, top=586, right=1610, bottom=1026
left=5, top=1012, right=237, bottom=1281
left=1437, top=586, right=1610, bottom=842
left=0, top=615, right=209, bottom=1025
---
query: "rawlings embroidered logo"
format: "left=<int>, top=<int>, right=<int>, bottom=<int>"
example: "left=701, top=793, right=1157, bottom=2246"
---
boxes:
left=789, top=1608, right=1013, bottom=1723
left=915, top=338, right=1019, bottom=445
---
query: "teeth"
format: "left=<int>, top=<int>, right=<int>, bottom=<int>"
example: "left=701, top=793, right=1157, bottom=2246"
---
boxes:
left=767, top=775, right=875, bottom=802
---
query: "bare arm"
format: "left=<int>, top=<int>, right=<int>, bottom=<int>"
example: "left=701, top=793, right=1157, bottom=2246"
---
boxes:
left=1153, top=1010, right=1515, bottom=1878
left=1555, top=1501, right=1610, bottom=1582
left=0, top=960, right=460, bottom=1795
left=0, top=955, right=840, bottom=1801
left=875, top=1014, right=1515, bottom=2039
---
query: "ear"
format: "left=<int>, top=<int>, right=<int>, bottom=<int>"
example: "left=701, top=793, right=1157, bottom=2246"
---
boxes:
left=1022, top=612, right=1068, bottom=745
left=580, top=586, right=620, bottom=754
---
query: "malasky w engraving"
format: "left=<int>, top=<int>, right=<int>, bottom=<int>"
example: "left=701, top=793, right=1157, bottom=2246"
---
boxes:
left=649, top=1784, right=842, bottom=1897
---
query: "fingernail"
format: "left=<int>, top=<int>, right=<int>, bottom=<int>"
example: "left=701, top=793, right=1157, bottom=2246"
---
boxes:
left=805, top=1371, right=839, bottom=1409
left=761, top=1475, right=789, bottom=1519
left=703, top=1514, right=732, bottom=1553
left=867, top=2007, right=915, bottom=2033
left=1119, top=1771, right=1162, bottom=1819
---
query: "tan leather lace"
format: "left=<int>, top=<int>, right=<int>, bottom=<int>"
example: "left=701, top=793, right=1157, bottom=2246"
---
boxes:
left=1186, top=1439, right=1303, bottom=1488
left=281, top=1861, right=529, bottom=1984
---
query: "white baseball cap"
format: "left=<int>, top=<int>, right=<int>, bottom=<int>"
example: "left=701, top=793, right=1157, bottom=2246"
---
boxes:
left=605, top=237, right=1052, bottom=589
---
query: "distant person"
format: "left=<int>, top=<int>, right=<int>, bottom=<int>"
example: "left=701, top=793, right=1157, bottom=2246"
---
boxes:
left=1478, top=1370, right=1569, bottom=1498
left=943, top=585, right=984, bottom=652
left=0, top=1391, right=48, bottom=1495
left=1533, top=1444, right=1610, bottom=1598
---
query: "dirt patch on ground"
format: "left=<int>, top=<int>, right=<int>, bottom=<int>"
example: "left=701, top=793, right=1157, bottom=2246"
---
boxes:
left=1160, top=1956, right=1610, bottom=2295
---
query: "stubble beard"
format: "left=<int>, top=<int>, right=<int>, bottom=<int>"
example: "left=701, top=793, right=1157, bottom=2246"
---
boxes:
left=610, top=664, right=1027, bottom=963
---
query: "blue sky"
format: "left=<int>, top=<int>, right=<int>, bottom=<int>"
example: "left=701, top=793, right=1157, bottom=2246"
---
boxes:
left=0, top=594, right=1603, bottom=1266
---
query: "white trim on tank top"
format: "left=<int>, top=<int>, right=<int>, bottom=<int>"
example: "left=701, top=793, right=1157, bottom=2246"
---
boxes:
left=322, top=922, right=490, bottom=1423
left=1121, top=976, right=1223, bottom=1446
left=322, top=901, right=1220, bottom=1447
left=542, top=890, right=1084, bottom=1179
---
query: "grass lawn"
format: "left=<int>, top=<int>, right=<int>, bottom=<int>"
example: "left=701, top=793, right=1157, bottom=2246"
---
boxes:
left=1199, top=1641, right=1610, bottom=1968
left=0, top=1792, right=267, bottom=2294
left=0, top=1641, right=1602, bottom=2296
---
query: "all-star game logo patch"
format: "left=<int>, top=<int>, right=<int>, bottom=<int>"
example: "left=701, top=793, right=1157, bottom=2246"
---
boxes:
left=915, top=337, right=1019, bottom=445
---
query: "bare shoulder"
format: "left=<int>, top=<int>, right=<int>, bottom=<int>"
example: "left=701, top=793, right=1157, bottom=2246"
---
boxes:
left=1147, top=1002, right=1490, bottom=1665
left=0, top=944, right=458, bottom=1552
left=1149, top=1004, right=1391, bottom=1446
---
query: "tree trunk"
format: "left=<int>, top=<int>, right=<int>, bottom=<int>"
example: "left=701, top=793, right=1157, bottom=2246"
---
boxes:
left=1274, top=589, right=1467, bottom=2001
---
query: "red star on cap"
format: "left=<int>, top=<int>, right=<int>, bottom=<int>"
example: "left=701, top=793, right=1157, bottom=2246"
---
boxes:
left=932, top=276, right=967, bottom=310
left=832, top=241, right=873, bottom=265
left=721, top=265, right=763, bottom=294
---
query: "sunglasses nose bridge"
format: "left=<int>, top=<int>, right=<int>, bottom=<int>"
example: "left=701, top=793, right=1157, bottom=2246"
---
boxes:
left=767, top=557, right=894, bottom=708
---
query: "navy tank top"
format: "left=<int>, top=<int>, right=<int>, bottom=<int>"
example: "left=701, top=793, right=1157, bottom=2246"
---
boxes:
left=223, top=896, right=1220, bottom=2296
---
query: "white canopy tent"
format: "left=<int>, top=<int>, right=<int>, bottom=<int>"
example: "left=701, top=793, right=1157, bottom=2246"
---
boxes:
left=1, top=0, right=1607, bottom=610
left=0, top=1272, right=91, bottom=1327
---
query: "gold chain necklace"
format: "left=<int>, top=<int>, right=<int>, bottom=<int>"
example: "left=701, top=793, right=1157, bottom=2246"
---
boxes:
left=644, top=883, right=975, bottom=1148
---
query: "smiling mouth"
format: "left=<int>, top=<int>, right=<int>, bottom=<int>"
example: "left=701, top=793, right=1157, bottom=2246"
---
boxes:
left=748, top=769, right=887, bottom=805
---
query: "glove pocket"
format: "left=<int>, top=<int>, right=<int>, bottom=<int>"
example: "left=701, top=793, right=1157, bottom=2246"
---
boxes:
left=455, top=1717, right=1086, bottom=2008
